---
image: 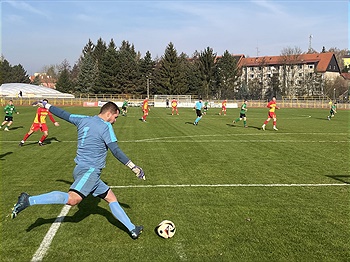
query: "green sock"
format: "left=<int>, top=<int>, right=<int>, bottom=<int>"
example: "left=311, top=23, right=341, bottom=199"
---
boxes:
left=235, top=118, right=240, bottom=122
left=244, top=120, right=247, bottom=126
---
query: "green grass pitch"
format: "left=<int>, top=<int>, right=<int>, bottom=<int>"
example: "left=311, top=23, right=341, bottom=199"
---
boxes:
left=1, top=105, right=349, bottom=261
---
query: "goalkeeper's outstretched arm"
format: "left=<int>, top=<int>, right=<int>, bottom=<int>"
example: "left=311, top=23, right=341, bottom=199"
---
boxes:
left=40, top=102, right=71, bottom=122
left=108, top=142, right=146, bottom=180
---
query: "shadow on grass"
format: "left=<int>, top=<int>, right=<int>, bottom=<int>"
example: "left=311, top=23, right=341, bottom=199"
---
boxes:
left=17, top=137, right=61, bottom=147
left=40, top=137, right=61, bottom=145
left=0, top=151, right=13, bottom=160
left=326, top=175, right=350, bottom=184
left=226, top=124, right=261, bottom=130
left=7, top=125, right=24, bottom=130
left=26, top=195, right=131, bottom=235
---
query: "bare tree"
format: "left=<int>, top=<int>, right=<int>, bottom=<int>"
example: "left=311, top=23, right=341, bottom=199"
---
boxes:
left=279, top=46, right=303, bottom=97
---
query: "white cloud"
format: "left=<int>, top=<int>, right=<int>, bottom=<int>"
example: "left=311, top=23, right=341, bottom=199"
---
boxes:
left=6, top=1, right=51, bottom=20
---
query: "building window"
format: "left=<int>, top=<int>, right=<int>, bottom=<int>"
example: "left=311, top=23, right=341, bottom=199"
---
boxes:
left=250, top=74, right=254, bottom=78
left=299, top=73, right=303, bottom=77
left=308, top=64, right=314, bottom=69
left=299, top=65, right=303, bottom=69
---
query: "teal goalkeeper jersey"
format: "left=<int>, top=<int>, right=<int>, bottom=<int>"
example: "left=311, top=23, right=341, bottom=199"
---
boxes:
left=240, top=103, right=247, bottom=114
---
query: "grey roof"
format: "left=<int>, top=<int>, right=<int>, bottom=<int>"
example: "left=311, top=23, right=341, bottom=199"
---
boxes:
left=0, top=83, right=75, bottom=98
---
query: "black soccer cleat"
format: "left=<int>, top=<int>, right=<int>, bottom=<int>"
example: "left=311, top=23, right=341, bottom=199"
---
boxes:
left=18, top=141, right=24, bottom=147
left=11, top=192, right=30, bottom=219
left=130, top=225, right=143, bottom=240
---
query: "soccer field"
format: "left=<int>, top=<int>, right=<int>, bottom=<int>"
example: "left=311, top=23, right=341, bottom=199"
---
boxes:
left=1, top=105, right=349, bottom=262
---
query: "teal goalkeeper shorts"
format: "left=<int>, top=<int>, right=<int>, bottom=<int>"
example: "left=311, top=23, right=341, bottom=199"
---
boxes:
left=70, top=165, right=109, bottom=198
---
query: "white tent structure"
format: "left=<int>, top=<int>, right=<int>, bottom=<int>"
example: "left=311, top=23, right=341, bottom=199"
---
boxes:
left=0, top=83, right=75, bottom=98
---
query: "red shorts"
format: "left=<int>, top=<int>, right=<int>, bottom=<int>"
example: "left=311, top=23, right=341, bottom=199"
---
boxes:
left=30, top=123, right=48, bottom=132
left=268, top=112, right=276, bottom=119
left=222, top=106, right=226, bottom=111
left=143, top=109, right=149, bottom=115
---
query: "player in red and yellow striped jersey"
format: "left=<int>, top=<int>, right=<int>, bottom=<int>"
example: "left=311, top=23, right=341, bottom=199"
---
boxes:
left=19, top=99, right=60, bottom=146
left=219, top=99, right=227, bottom=115
left=141, top=97, right=150, bottom=122
left=262, top=96, right=279, bottom=131
left=171, top=98, right=179, bottom=115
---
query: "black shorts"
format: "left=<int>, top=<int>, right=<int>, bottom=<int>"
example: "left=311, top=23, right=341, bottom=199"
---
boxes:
left=240, top=113, right=246, bottom=118
left=122, top=106, right=127, bottom=111
left=196, top=109, right=202, bottom=117
left=4, top=116, right=13, bottom=121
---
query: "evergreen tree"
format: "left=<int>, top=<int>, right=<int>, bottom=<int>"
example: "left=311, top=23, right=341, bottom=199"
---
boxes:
left=237, top=82, right=249, bottom=99
left=138, top=51, right=155, bottom=94
left=186, top=57, right=202, bottom=96
left=76, top=53, right=97, bottom=94
left=115, top=40, right=139, bottom=94
left=214, top=50, right=240, bottom=99
left=0, top=59, right=30, bottom=84
left=97, top=39, right=119, bottom=93
left=93, top=37, right=107, bottom=72
left=156, top=42, right=183, bottom=95
left=0, top=59, right=12, bottom=84
left=70, top=63, right=80, bottom=92
left=198, top=47, right=216, bottom=99
left=177, top=53, right=190, bottom=94
left=56, top=60, right=73, bottom=93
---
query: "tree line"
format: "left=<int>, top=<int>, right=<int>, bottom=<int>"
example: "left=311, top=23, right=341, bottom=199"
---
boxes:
left=1, top=38, right=349, bottom=100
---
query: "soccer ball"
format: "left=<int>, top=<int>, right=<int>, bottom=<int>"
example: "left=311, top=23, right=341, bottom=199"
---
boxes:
left=155, top=220, right=176, bottom=239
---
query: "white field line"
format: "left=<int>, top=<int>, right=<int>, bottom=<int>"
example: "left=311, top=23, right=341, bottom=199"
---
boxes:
left=110, top=183, right=349, bottom=189
left=3, top=140, right=349, bottom=143
left=3, top=140, right=349, bottom=144
left=31, top=205, right=71, bottom=262
left=3, top=131, right=349, bottom=144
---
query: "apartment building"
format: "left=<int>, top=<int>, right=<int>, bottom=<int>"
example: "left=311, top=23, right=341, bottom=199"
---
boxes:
left=238, top=52, right=340, bottom=98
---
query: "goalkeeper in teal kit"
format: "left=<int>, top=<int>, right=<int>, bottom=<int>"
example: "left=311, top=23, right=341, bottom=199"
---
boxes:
left=11, top=101, right=145, bottom=239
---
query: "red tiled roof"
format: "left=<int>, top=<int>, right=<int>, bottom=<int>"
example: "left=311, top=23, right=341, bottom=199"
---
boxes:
left=341, top=72, right=350, bottom=80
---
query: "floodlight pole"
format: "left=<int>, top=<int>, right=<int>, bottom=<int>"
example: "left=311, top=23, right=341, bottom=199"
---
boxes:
left=147, top=76, right=150, bottom=98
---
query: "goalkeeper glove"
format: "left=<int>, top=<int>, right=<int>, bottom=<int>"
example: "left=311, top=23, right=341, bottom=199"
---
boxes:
left=32, top=100, right=50, bottom=109
left=126, top=160, right=146, bottom=180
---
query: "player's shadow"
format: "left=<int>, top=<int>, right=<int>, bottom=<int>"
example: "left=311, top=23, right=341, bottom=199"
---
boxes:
left=226, top=124, right=261, bottom=130
left=43, top=137, right=61, bottom=144
left=8, top=125, right=24, bottom=130
left=314, top=117, right=330, bottom=121
left=26, top=195, right=131, bottom=234
left=0, top=151, right=13, bottom=160
left=185, top=121, right=194, bottom=124
left=326, top=175, right=350, bottom=184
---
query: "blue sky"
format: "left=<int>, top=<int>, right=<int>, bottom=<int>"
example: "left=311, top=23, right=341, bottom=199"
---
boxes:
left=1, top=0, right=348, bottom=74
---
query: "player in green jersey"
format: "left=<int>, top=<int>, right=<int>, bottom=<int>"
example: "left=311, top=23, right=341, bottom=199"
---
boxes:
left=1, top=100, right=19, bottom=131
left=327, top=102, right=337, bottom=120
left=122, top=100, right=128, bottom=116
left=232, top=100, right=248, bottom=127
